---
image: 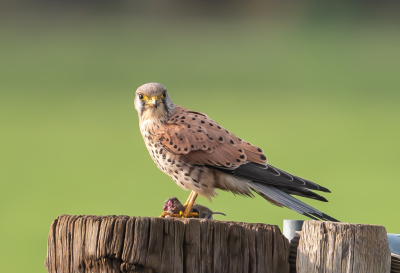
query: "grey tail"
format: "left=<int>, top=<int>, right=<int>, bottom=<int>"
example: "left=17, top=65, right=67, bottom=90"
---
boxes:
left=275, top=186, right=328, bottom=202
left=247, top=182, right=339, bottom=222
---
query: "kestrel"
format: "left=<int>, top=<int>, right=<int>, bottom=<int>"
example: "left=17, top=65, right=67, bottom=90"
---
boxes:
left=162, top=196, right=226, bottom=219
left=134, top=82, right=338, bottom=221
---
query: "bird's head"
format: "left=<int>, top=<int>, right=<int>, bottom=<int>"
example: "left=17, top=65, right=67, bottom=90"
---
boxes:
left=163, top=196, right=185, bottom=214
left=135, top=83, right=174, bottom=121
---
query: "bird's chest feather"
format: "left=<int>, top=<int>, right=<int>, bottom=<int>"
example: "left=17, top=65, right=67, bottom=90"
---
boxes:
left=140, top=119, right=182, bottom=178
left=140, top=119, right=170, bottom=168
left=139, top=117, right=217, bottom=198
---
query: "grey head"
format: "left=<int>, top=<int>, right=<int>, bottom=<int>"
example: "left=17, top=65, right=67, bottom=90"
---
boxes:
left=134, top=83, right=175, bottom=120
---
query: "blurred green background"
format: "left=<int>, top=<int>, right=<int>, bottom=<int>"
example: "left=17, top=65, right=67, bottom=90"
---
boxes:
left=1, top=1, right=400, bottom=272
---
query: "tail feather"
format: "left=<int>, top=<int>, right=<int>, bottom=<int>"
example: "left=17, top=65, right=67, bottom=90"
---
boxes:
left=247, top=182, right=339, bottom=222
left=232, top=163, right=331, bottom=192
left=276, top=186, right=328, bottom=202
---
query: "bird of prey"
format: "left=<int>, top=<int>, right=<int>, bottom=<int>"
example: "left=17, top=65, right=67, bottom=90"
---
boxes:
left=162, top=196, right=226, bottom=219
left=134, top=82, right=338, bottom=221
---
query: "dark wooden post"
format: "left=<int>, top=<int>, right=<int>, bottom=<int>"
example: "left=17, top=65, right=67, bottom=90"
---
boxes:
left=392, top=253, right=400, bottom=273
left=45, top=215, right=290, bottom=273
left=296, top=221, right=391, bottom=273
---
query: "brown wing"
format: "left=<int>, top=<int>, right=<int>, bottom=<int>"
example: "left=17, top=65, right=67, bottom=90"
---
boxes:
left=155, top=106, right=267, bottom=168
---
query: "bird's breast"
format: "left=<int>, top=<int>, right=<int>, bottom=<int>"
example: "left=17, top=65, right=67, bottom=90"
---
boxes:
left=139, top=127, right=217, bottom=198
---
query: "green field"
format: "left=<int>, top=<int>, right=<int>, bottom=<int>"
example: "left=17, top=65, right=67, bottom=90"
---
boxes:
left=1, top=13, right=400, bottom=273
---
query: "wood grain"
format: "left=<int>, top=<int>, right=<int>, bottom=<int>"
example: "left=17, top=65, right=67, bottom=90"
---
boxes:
left=392, top=253, right=400, bottom=273
left=45, top=215, right=290, bottom=273
left=296, top=221, right=391, bottom=273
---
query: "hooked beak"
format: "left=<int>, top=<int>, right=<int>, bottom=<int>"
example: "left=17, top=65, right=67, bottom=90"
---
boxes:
left=146, top=96, right=160, bottom=108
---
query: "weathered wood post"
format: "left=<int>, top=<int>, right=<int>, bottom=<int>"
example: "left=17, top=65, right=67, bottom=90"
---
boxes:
left=392, top=253, right=400, bottom=273
left=296, top=221, right=391, bottom=273
left=45, top=215, right=290, bottom=273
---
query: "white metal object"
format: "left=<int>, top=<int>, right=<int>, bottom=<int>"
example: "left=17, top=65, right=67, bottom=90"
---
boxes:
left=283, top=219, right=304, bottom=243
left=388, top=233, right=400, bottom=255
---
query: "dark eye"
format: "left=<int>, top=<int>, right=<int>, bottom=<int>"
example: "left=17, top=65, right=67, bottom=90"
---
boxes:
left=138, top=94, right=144, bottom=100
left=161, top=91, right=166, bottom=99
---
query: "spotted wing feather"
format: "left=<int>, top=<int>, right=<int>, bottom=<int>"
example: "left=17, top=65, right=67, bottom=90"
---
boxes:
left=155, top=106, right=267, bottom=168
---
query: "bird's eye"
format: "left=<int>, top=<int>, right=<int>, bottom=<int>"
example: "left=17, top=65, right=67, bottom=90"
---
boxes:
left=161, top=91, right=166, bottom=99
left=139, top=94, right=145, bottom=100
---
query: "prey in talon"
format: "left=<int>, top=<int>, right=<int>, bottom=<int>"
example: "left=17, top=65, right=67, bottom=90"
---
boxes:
left=161, top=197, right=226, bottom=219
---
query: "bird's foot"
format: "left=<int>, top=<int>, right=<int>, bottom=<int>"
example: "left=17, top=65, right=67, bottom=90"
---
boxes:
left=180, top=210, right=199, bottom=218
left=159, top=212, right=181, bottom=218
left=159, top=211, right=199, bottom=218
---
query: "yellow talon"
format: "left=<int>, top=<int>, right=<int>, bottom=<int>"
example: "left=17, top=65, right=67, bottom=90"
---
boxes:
left=160, top=211, right=198, bottom=218
left=160, top=212, right=168, bottom=218
left=188, top=212, right=199, bottom=218
left=163, top=191, right=200, bottom=218
left=161, top=211, right=184, bottom=218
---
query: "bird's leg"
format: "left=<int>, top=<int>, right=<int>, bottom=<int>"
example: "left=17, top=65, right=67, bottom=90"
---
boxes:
left=183, top=190, right=195, bottom=207
left=182, top=191, right=199, bottom=218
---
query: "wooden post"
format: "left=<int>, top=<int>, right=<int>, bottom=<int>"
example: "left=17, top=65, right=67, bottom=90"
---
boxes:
left=392, top=253, right=400, bottom=273
left=45, top=215, right=290, bottom=273
left=296, top=221, right=391, bottom=273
